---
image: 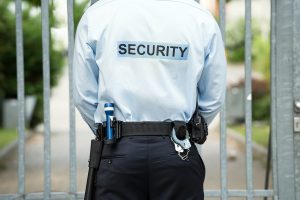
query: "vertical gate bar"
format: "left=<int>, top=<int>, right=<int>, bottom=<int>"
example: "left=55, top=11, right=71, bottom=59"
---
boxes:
left=195, top=0, right=202, bottom=157
left=293, top=0, right=300, bottom=197
left=220, top=93, right=227, bottom=200
left=270, top=0, right=278, bottom=199
left=219, top=0, right=226, bottom=41
left=41, top=0, right=51, bottom=199
left=219, top=0, right=227, bottom=199
left=15, top=0, right=26, bottom=197
left=67, top=0, right=77, bottom=198
left=244, top=0, right=253, bottom=199
left=274, top=0, right=296, bottom=199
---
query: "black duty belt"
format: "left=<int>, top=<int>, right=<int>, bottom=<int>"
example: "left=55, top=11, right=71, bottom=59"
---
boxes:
left=121, top=122, right=173, bottom=136
left=97, top=109, right=208, bottom=145
left=97, top=121, right=174, bottom=141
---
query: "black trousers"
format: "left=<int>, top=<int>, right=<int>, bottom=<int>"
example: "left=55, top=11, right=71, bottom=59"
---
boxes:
left=94, top=136, right=205, bottom=200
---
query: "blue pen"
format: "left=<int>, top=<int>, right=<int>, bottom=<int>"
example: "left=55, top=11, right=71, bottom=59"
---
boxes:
left=104, top=103, right=114, bottom=143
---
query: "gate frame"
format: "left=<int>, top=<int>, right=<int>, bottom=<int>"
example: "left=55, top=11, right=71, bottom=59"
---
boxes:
left=272, top=0, right=300, bottom=199
left=0, top=0, right=300, bottom=199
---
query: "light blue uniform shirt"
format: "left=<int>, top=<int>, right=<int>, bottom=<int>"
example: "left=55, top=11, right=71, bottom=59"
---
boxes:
left=73, top=0, right=227, bottom=134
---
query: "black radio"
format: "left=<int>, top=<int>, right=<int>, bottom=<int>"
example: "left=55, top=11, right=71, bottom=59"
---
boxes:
left=187, top=110, right=208, bottom=145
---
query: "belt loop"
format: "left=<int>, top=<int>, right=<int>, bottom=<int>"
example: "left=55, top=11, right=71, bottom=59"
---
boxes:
left=115, top=120, right=122, bottom=140
left=96, top=124, right=105, bottom=141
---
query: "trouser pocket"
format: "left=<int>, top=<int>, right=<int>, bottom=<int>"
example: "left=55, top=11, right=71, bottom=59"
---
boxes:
left=93, top=137, right=148, bottom=200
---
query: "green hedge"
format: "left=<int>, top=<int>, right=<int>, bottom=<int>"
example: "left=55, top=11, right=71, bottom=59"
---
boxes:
left=0, top=129, right=18, bottom=150
left=226, top=18, right=271, bottom=121
left=0, top=0, right=90, bottom=128
left=0, top=1, right=63, bottom=127
left=226, top=19, right=262, bottom=63
left=229, top=122, right=270, bottom=147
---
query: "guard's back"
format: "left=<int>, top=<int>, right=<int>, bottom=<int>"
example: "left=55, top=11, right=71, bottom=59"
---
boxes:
left=76, top=0, right=225, bottom=123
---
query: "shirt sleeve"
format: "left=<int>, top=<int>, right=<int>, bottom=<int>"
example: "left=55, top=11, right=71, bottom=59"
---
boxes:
left=73, top=14, right=99, bottom=134
left=197, top=20, right=227, bottom=125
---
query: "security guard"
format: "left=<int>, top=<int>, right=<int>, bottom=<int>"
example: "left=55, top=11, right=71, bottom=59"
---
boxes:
left=73, top=0, right=226, bottom=199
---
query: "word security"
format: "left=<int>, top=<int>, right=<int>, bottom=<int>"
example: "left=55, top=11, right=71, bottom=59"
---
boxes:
left=117, top=41, right=189, bottom=60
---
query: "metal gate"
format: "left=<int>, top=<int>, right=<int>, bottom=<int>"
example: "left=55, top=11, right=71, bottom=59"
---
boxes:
left=0, top=0, right=299, bottom=199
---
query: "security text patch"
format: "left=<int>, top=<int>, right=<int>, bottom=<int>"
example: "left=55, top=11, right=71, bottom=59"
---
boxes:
left=117, top=41, right=189, bottom=60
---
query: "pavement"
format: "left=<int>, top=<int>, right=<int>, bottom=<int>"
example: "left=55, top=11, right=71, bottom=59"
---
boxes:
left=0, top=67, right=269, bottom=198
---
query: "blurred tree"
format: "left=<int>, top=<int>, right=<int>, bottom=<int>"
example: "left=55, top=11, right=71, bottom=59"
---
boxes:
left=0, top=0, right=90, bottom=127
left=0, top=0, right=64, bottom=127
left=226, top=18, right=270, bottom=86
left=24, top=0, right=40, bottom=7
left=225, top=18, right=271, bottom=122
left=74, top=0, right=89, bottom=30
